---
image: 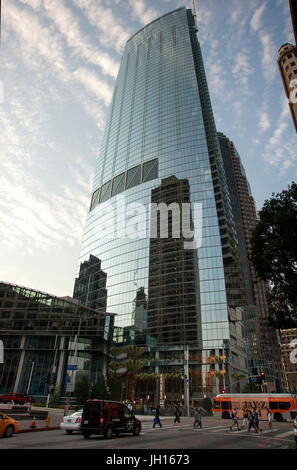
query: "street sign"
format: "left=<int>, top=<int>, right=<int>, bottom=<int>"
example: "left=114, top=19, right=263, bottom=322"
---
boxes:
left=67, top=365, right=78, bottom=370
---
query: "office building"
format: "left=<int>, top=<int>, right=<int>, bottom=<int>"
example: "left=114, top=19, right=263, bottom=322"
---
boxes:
left=77, top=7, right=249, bottom=399
left=0, top=282, right=113, bottom=397
left=218, top=133, right=285, bottom=392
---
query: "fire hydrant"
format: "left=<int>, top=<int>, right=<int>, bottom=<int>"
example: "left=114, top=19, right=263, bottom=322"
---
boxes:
left=45, top=415, right=51, bottom=428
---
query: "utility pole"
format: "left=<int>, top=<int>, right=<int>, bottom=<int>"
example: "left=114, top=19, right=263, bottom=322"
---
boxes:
left=184, top=345, right=190, bottom=417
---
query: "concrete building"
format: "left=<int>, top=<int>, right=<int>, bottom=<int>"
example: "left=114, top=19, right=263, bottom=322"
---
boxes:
left=277, top=1, right=297, bottom=132
left=0, top=282, right=113, bottom=398
left=218, top=133, right=285, bottom=392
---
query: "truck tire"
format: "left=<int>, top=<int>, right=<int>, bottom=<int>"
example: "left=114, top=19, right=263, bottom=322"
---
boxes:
left=104, top=426, right=113, bottom=439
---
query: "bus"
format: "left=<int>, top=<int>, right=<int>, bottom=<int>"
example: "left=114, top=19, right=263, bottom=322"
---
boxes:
left=212, top=393, right=297, bottom=422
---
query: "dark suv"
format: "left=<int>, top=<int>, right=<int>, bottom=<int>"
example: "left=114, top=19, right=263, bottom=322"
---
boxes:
left=81, top=400, right=141, bottom=439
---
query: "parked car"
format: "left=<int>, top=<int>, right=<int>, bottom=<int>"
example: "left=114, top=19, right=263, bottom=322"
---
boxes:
left=0, top=412, right=18, bottom=437
left=60, top=411, right=83, bottom=434
left=0, top=392, right=29, bottom=404
left=294, top=416, right=297, bottom=446
left=81, top=399, right=141, bottom=439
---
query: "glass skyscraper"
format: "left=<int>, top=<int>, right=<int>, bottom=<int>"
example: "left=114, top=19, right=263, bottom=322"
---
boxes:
left=78, top=7, right=248, bottom=397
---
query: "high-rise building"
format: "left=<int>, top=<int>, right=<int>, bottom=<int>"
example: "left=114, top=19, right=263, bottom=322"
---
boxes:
left=218, top=133, right=285, bottom=392
left=77, top=7, right=249, bottom=399
left=280, top=328, right=297, bottom=393
left=277, top=1, right=297, bottom=133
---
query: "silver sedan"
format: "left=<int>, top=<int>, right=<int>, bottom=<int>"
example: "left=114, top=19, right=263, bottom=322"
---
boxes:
left=60, top=411, right=83, bottom=434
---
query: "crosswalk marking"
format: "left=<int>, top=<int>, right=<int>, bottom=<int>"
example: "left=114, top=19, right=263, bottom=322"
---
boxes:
left=139, top=422, right=294, bottom=441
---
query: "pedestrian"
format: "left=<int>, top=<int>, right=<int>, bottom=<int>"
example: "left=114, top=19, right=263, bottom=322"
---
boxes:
left=153, top=405, right=162, bottom=428
left=26, top=401, right=31, bottom=413
left=230, top=409, right=240, bottom=431
left=241, top=409, right=248, bottom=429
left=248, top=410, right=256, bottom=432
left=266, top=408, right=272, bottom=431
left=253, top=409, right=262, bottom=433
left=193, top=408, right=202, bottom=428
left=128, top=402, right=133, bottom=412
left=173, top=405, right=181, bottom=425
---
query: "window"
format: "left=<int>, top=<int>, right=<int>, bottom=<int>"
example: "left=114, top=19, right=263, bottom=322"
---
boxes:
left=278, top=402, right=290, bottom=410
left=126, top=165, right=141, bottom=189
left=286, top=65, right=289, bottom=71
left=100, top=180, right=112, bottom=203
left=291, top=61, right=296, bottom=67
left=213, top=401, right=220, bottom=409
left=268, top=402, right=278, bottom=410
left=142, top=159, right=158, bottom=182
left=283, top=58, right=286, bottom=64
left=112, top=172, right=125, bottom=196
left=90, top=188, right=101, bottom=210
left=221, top=401, right=231, bottom=410
left=294, top=69, right=297, bottom=75
left=288, top=53, right=293, bottom=59
left=289, top=73, right=293, bottom=79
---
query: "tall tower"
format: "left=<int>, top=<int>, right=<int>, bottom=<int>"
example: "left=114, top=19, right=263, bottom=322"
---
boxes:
left=77, top=7, right=248, bottom=397
left=218, top=133, right=285, bottom=392
left=277, top=1, right=297, bottom=133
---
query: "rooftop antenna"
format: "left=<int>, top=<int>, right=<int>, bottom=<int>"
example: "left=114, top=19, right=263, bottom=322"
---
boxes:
left=192, top=0, right=198, bottom=32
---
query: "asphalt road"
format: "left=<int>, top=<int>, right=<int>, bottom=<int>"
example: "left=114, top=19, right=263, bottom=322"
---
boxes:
left=0, top=416, right=296, bottom=450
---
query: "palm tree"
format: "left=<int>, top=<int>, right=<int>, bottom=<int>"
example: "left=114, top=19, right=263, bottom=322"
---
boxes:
left=107, top=345, right=145, bottom=404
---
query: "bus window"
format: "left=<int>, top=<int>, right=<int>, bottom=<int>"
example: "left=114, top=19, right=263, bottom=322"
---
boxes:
left=268, top=402, right=278, bottom=410
left=278, top=402, right=290, bottom=410
left=222, top=401, right=231, bottom=410
left=213, top=401, right=220, bottom=409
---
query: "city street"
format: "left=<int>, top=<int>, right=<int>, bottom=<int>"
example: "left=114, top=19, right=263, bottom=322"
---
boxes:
left=0, top=416, right=296, bottom=450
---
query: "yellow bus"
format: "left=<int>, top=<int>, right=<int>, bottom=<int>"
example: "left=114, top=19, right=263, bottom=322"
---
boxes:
left=212, top=393, right=297, bottom=422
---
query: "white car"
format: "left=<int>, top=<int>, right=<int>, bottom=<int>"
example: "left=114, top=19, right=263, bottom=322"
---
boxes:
left=294, top=416, right=297, bottom=446
left=60, top=411, right=83, bottom=434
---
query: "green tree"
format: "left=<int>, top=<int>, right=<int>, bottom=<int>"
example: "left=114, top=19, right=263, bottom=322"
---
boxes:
left=231, top=373, right=246, bottom=393
left=90, top=373, right=110, bottom=399
left=250, top=181, right=297, bottom=328
left=108, top=345, right=145, bottom=404
left=242, top=382, right=261, bottom=394
left=74, top=377, right=90, bottom=407
left=49, top=386, right=60, bottom=407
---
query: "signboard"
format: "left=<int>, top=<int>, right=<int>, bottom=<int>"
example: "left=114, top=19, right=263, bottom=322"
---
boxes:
left=67, top=365, right=78, bottom=371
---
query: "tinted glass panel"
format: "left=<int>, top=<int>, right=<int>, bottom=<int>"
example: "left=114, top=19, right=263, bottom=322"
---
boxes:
left=112, top=173, right=125, bottom=196
left=213, top=400, right=220, bottom=409
left=126, top=165, right=141, bottom=189
left=90, top=188, right=101, bottom=210
left=100, top=181, right=112, bottom=203
left=142, top=159, right=158, bottom=182
left=279, top=402, right=290, bottom=410
left=268, top=402, right=278, bottom=410
left=221, top=401, right=231, bottom=410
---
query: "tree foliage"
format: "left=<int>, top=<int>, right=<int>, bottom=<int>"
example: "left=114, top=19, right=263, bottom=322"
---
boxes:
left=250, top=181, right=297, bottom=328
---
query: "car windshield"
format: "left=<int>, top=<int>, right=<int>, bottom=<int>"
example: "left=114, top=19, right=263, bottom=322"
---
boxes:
left=70, top=411, right=82, bottom=417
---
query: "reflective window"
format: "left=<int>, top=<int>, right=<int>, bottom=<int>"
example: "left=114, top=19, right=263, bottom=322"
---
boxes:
left=90, top=188, right=101, bottom=211
left=142, top=159, right=158, bottom=182
left=126, top=165, right=141, bottom=189
left=112, top=172, right=125, bottom=196
left=100, top=181, right=112, bottom=203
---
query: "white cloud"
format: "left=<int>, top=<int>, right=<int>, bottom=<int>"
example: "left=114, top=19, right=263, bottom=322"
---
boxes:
left=259, top=111, right=271, bottom=132
left=127, top=0, right=160, bottom=26
left=263, top=99, right=297, bottom=173
left=72, top=0, right=131, bottom=53
left=250, top=2, right=267, bottom=32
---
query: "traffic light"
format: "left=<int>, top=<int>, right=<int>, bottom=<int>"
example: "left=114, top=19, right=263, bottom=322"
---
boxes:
left=220, top=389, right=226, bottom=394
left=260, top=371, right=265, bottom=383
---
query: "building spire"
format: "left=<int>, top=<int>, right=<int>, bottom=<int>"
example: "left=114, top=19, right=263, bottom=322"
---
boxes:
left=192, top=0, right=198, bottom=32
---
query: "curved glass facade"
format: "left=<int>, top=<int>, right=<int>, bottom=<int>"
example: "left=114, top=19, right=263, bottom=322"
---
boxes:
left=78, top=8, right=248, bottom=395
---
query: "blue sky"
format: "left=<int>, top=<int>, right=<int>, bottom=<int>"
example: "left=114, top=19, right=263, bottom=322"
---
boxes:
left=0, top=0, right=296, bottom=297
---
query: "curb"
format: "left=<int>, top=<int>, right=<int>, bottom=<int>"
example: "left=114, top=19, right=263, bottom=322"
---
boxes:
left=18, top=427, right=60, bottom=434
